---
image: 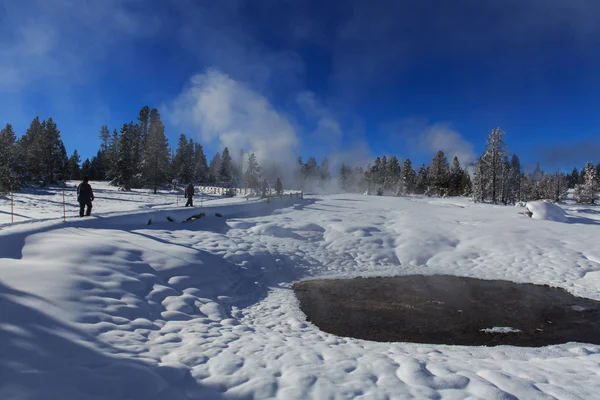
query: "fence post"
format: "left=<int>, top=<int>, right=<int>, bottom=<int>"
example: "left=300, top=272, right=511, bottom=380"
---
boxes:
left=62, top=182, right=66, bottom=222
left=10, top=184, right=14, bottom=224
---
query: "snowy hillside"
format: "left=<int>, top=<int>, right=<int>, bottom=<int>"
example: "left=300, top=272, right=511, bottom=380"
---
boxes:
left=1, top=188, right=600, bottom=399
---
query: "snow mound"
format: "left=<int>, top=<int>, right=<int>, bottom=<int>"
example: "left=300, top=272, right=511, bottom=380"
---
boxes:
left=525, top=201, right=568, bottom=223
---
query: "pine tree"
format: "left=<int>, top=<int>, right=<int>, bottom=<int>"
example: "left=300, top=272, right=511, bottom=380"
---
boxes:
left=569, top=167, right=579, bottom=189
left=574, top=162, right=598, bottom=204
left=138, top=106, right=150, bottom=141
left=81, top=159, right=91, bottom=179
left=472, top=158, right=484, bottom=202
left=193, top=143, right=209, bottom=183
left=173, top=134, right=194, bottom=184
left=105, top=129, right=120, bottom=181
left=428, top=151, right=450, bottom=196
left=448, top=156, right=463, bottom=196
left=552, top=172, right=569, bottom=203
left=99, top=125, right=110, bottom=153
left=219, top=147, right=233, bottom=183
left=477, top=127, right=508, bottom=203
left=0, top=123, right=17, bottom=193
left=415, top=164, right=429, bottom=194
left=115, top=123, right=135, bottom=190
left=244, top=152, right=261, bottom=192
left=401, top=158, right=416, bottom=194
left=507, top=154, right=521, bottom=203
left=141, top=108, right=171, bottom=193
left=209, top=152, right=221, bottom=183
left=41, top=117, right=66, bottom=184
left=387, top=156, right=402, bottom=194
left=338, top=163, right=353, bottom=192
left=90, top=152, right=106, bottom=181
left=380, top=156, right=388, bottom=187
left=66, top=150, right=82, bottom=180
left=21, top=116, right=46, bottom=182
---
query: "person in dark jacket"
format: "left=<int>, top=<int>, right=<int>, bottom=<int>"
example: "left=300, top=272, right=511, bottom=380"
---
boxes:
left=184, top=183, right=194, bottom=207
left=77, top=177, right=94, bottom=217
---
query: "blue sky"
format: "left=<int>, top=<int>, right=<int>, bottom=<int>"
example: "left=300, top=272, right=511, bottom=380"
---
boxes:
left=1, top=0, right=599, bottom=172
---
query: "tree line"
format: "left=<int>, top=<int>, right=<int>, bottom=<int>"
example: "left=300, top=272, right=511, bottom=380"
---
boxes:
left=0, top=106, right=291, bottom=195
left=338, top=128, right=599, bottom=204
left=1, top=114, right=598, bottom=204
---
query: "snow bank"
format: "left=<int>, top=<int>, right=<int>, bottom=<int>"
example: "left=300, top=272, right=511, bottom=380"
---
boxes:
left=525, top=201, right=568, bottom=223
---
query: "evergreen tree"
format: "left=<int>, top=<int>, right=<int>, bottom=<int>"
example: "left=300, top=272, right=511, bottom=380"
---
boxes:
left=106, top=129, right=120, bottom=181
left=0, top=123, right=17, bottom=193
left=574, top=162, right=598, bottom=204
left=477, top=127, right=508, bottom=203
left=304, top=157, right=319, bottom=180
left=387, top=156, right=402, bottom=194
left=507, top=154, right=521, bottom=203
left=173, top=134, right=194, bottom=184
left=66, top=150, right=82, bottom=180
left=338, top=163, right=353, bottom=192
left=448, top=156, right=463, bottom=196
left=368, top=157, right=382, bottom=191
left=219, top=147, right=233, bottom=183
left=472, top=158, right=484, bottom=202
left=429, top=150, right=450, bottom=196
left=81, top=158, right=91, bottom=178
left=41, top=117, right=66, bottom=184
left=401, top=158, right=416, bottom=194
left=193, top=143, right=209, bottom=183
left=552, top=172, right=569, bottom=203
left=141, top=108, right=171, bottom=193
left=209, top=152, right=221, bottom=183
left=21, top=116, right=46, bottom=182
left=244, top=152, right=261, bottom=191
left=90, top=152, right=106, bottom=181
left=99, top=125, right=110, bottom=153
left=138, top=106, right=150, bottom=141
left=115, top=123, right=135, bottom=190
left=379, top=156, right=388, bottom=187
left=569, top=167, right=579, bottom=189
left=460, top=169, right=473, bottom=196
left=415, top=164, right=429, bottom=194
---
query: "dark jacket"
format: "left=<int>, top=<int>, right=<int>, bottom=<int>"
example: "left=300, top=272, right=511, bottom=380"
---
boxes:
left=78, top=182, right=94, bottom=202
left=185, top=185, right=194, bottom=198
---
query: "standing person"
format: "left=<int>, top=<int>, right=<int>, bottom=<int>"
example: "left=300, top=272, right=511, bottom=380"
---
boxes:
left=184, top=183, right=194, bottom=207
left=77, top=177, right=94, bottom=217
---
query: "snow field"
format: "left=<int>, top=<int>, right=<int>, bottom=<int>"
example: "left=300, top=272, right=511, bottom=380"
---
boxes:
left=1, top=191, right=600, bottom=399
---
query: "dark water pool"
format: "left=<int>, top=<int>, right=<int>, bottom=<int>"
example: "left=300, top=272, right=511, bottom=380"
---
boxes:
left=293, top=275, right=600, bottom=346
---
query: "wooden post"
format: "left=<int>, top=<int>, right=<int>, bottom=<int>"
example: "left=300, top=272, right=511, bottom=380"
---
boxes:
left=176, top=186, right=179, bottom=207
left=62, top=182, right=66, bottom=222
left=10, top=184, right=14, bottom=224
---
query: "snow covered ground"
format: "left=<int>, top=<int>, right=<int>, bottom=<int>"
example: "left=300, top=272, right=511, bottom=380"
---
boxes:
left=1, top=186, right=600, bottom=399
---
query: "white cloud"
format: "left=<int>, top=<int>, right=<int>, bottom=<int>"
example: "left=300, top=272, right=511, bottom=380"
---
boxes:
left=165, top=69, right=299, bottom=167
